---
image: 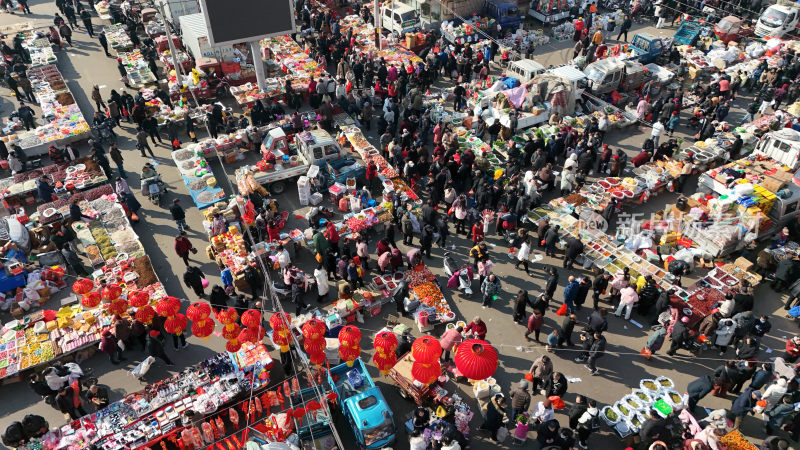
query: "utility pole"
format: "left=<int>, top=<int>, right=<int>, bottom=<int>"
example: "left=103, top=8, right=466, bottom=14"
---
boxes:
left=250, top=40, right=266, bottom=92
left=155, top=1, right=185, bottom=80
left=374, top=0, right=381, bottom=50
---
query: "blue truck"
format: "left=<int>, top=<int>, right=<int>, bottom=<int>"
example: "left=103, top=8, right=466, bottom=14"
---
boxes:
left=327, top=359, right=396, bottom=449
left=485, top=1, right=521, bottom=30
left=628, top=34, right=670, bottom=64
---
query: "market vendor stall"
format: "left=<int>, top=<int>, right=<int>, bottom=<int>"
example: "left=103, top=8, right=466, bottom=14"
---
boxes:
left=600, top=377, right=684, bottom=439
left=5, top=64, right=92, bottom=156
left=261, top=35, right=327, bottom=91
left=527, top=0, right=573, bottom=23
left=103, top=23, right=134, bottom=55
left=230, top=79, right=285, bottom=108
left=120, top=49, right=158, bottom=88
left=159, top=48, right=192, bottom=72
left=172, top=148, right=226, bottom=209
left=440, top=17, right=495, bottom=44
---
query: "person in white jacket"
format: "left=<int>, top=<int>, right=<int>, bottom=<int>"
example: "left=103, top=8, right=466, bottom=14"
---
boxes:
left=761, top=377, right=789, bottom=411
left=515, top=236, right=533, bottom=275
left=577, top=400, right=600, bottom=448
left=313, top=264, right=329, bottom=303
left=44, top=368, right=69, bottom=392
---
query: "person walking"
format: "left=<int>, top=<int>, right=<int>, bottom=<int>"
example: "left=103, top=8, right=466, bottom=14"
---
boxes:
left=109, top=144, right=125, bottom=178
left=481, top=274, right=502, bottom=308
left=170, top=199, right=188, bottom=232
left=174, top=232, right=195, bottom=266
left=576, top=399, right=600, bottom=448
left=146, top=330, right=174, bottom=366
left=55, top=385, right=88, bottom=420
left=615, top=283, right=639, bottom=320
left=183, top=265, right=205, bottom=298
left=136, top=127, right=154, bottom=157
left=686, top=374, right=714, bottom=413
left=730, top=388, right=761, bottom=430
left=97, top=31, right=110, bottom=56
left=525, top=309, right=544, bottom=342
left=509, top=379, right=532, bottom=423
left=99, top=330, right=125, bottom=364
left=513, top=290, right=533, bottom=323
left=559, top=313, right=579, bottom=347
left=585, top=331, right=606, bottom=375
left=515, top=236, right=533, bottom=275
left=616, top=14, right=631, bottom=42
left=313, top=263, right=329, bottom=303
left=563, top=275, right=580, bottom=313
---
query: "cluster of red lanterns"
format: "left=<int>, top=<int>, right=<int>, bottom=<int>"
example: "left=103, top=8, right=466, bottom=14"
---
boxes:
left=102, top=284, right=128, bottom=317
left=302, top=319, right=327, bottom=367
left=270, top=313, right=292, bottom=353
left=217, top=308, right=241, bottom=352
left=372, top=331, right=398, bottom=375
left=128, top=290, right=156, bottom=325
left=338, top=325, right=361, bottom=367
left=239, top=309, right=265, bottom=346
left=156, top=296, right=186, bottom=338
left=411, top=336, right=442, bottom=385
left=187, top=302, right=214, bottom=339
left=74, top=278, right=100, bottom=309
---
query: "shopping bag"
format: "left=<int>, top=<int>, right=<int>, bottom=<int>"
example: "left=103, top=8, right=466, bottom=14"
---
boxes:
left=507, top=247, right=517, bottom=260
left=131, top=356, right=155, bottom=379
left=556, top=304, right=568, bottom=316
left=548, top=396, right=566, bottom=410
left=540, top=239, right=546, bottom=246
left=496, top=427, right=508, bottom=443
left=189, top=131, right=196, bottom=139
left=640, top=347, right=652, bottom=360
left=315, top=253, right=322, bottom=263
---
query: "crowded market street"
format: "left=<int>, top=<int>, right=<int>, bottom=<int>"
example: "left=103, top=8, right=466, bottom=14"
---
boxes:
left=0, top=0, right=797, bottom=449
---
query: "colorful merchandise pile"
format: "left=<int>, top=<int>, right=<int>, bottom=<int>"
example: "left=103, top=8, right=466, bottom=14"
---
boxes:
left=171, top=148, right=226, bottom=209
left=103, top=23, right=134, bottom=54
left=25, top=36, right=57, bottom=67
left=159, top=49, right=192, bottom=72
left=120, top=49, right=158, bottom=87
left=0, top=157, right=107, bottom=208
left=261, top=35, right=327, bottom=91
left=230, top=79, right=285, bottom=106
left=209, top=228, right=252, bottom=275
left=8, top=64, right=91, bottom=154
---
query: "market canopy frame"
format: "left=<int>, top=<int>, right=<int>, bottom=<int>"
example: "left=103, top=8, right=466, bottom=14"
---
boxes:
left=198, top=0, right=296, bottom=47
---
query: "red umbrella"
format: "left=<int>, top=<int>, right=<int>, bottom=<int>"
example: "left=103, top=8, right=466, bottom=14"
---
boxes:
left=454, top=339, right=498, bottom=381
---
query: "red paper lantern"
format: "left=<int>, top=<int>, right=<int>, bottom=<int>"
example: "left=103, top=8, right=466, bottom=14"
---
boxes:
left=72, top=278, right=94, bottom=295
left=308, top=350, right=327, bottom=366
left=292, top=408, right=306, bottom=418
left=373, top=351, right=397, bottom=375
left=135, top=305, right=156, bottom=324
left=81, top=291, right=101, bottom=309
left=241, top=309, right=262, bottom=328
left=238, top=326, right=265, bottom=344
left=338, top=325, right=362, bottom=345
left=273, top=330, right=291, bottom=352
left=156, top=296, right=181, bottom=318
left=107, top=299, right=128, bottom=316
left=186, top=302, right=211, bottom=322
left=454, top=339, right=498, bottom=381
left=338, top=343, right=361, bottom=367
left=302, top=319, right=327, bottom=341
left=101, top=284, right=123, bottom=301
left=226, top=339, right=242, bottom=353
left=411, top=335, right=442, bottom=363
left=127, top=290, right=150, bottom=308
left=269, top=312, right=290, bottom=332
left=303, top=338, right=326, bottom=355
left=191, top=317, right=215, bottom=339
left=373, top=331, right=398, bottom=355
left=306, top=400, right=321, bottom=411
left=164, top=313, right=188, bottom=335
left=217, top=307, right=239, bottom=325
left=222, top=322, right=241, bottom=340
left=411, top=360, right=441, bottom=385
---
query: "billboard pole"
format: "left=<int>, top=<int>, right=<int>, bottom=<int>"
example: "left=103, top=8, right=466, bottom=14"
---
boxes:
left=250, top=40, right=266, bottom=92
left=155, top=2, right=184, bottom=80
left=374, top=0, right=381, bottom=50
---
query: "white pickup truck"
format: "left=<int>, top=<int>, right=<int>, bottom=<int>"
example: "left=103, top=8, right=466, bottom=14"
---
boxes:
left=254, top=128, right=343, bottom=194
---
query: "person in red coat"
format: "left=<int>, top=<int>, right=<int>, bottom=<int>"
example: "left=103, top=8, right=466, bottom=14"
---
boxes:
left=631, top=150, right=652, bottom=168
left=785, top=336, right=800, bottom=362
left=174, top=232, right=195, bottom=266
left=325, top=221, right=340, bottom=253
left=267, top=219, right=281, bottom=242
left=465, top=316, right=488, bottom=340
left=471, top=223, right=484, bottom=243
left=365, top=160, right=379, bottom=194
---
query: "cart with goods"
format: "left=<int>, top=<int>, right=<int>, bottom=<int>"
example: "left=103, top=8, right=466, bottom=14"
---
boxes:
left=389, top=352, right=444, bottom=405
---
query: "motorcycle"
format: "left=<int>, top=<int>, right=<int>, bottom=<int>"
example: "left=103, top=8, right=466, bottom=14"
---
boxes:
left=443, top=252, right=473, bottom=295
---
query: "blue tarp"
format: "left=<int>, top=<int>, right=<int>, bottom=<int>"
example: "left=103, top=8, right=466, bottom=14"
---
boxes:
left=181, top=175, right=225, bottom=209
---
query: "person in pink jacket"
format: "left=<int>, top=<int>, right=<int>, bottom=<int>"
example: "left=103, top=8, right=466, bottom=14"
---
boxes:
left=615, top=284, right=639, bottom=320
left=440, top=326, right=464, bottom=362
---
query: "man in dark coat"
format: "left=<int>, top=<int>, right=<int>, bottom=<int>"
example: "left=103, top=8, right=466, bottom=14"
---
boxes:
left=666, top=316, right=690, bottom=356
left=639, top=409, right=668, bottom=447
left=731, top=387, right=761, bottom=430
left=687, top=374, right=714, bottom=413
left=592, top=272, right=610, bottom=310
left=564, top=237, right=584, bottom=269
left=183, top=266, right=205, bottom=297
left=146, top=330, right=174, bottom=366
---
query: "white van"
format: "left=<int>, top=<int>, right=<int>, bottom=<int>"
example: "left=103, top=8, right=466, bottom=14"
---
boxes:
left=507, top=59, right=546, bottom=83
left=381, top=3, right=420, bottom=35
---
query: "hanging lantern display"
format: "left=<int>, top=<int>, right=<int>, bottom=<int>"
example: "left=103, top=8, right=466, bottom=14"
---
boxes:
left=301, top=319, right=326, bottom=342
left=222, top=322, right=241, bottom=340
left=372, top=351, right=397, bottom=375
left=270, top=312, right=292, bottom=352
left=101, top=284, right=123, bottom=301
left=128, top=290, right=150, bottom=308
left=186, top=302, right=211, bottom=322
left=308, top=350, right=327, bottom=367
left=226, top=339, right=242, bottom=353
left=454, top=339, right=498, bottom=381
left=164, top=313, right=188, bottom=335
left=411, top=360, right=441, bottom=385
left=107, top=299, right=128, bottom=316
left=272, top=329, right=291, bottom=352
left=72, top=278, right=94, bottom=295
left=338, top=325, right=362, bottom=345
left=218, top=307, right=239, bottom=326
left=306, top=400, right=321, bottom=411
left=241, top=309, right=262, bottom=328
left=156, top=296, right=181, bottom=318
left=80, top=291, right=101, bottom=309
left=135, top=305, right=156, bottom=324
left=238, top=326, right=266, bottom=344
left=373, top=331, right=398, bottom=355
left=411, top=336, right=442, bottom=363
left=191, top=316, right=215, bottom=339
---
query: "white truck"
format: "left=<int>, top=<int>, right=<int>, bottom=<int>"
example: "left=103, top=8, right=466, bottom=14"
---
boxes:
left=380, top=3, right=421, bottom=35
left=253, top=128, right=344, bottom=194
left=755, top=0, right=800, bottom=38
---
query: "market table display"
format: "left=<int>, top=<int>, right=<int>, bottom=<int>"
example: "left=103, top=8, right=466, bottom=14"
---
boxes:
left=440, top=17, right=496, bottom=44
left=171, top=148, right=226, bottom=209
left=159, top=49, right=192, bottom=72
left=230, top=79, right=285, bottom=107
left=120, top=49, right=158, bottom=88
left=261, top=35, right=327, bottom=91
left=21, top=342, right=273, bottom=449
left=0, top=157, right=109, bottom=211
left=5, top=64, right=92, bottom=156
left=600, top=377, right=684, bottom=439
left=103, top=23, right=134, bottom=55
left=25, top=36, right=57, bottom=68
